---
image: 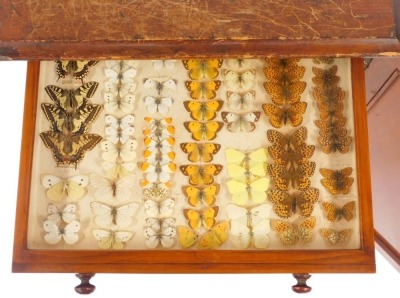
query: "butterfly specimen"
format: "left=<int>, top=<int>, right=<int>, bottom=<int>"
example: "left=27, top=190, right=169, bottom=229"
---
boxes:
left=180, top=142, right=221, bottom=162
left=90, top=201, right=140, bottom=228
left=104, top=89, right=136, bottom=114
left=262, top=102, right=307, bottom=128
left=101, top=139, right=137, bottom=162
left=144, top=137, right=175, bottom=155
left=143, top=182, right=170, bottom=200
left=321, top=201, right=355, bottom=222
left=141, top=161, right=176, bottom=183
left=224, top=69, right=256, bottom=90
left=178, top=226, right=198, bottom=248
left=185, top=80, right=221, bottom=100
left=225, top=148, right=268, bottom=166
left=318, top=133, right=352, bottom=154
left=183, top=121, right=223, bottom=141
left=105, top=114, right=135, bottom=130
left=227, top=163, right=267, bottom=182
left=267, top=161, right=316, bottom=191
left=45, top=82, right=99, bottom=113
left=144, top=225, right=177, bottom=249
left=312, top=65, right=340, bottom=87
left=267, top=143, right=315, bottom=168
left=144, top=116, right=174, bottom=131
left=226, top=177, right=269, bottom=205
left=40, top=131, right=102, bottom=167
left=226, top=91, right=256, bottom=111
left=92, top=229, right=133, bottom=249
left=182, top=59, right=223, bottom=80
left=183, top=207, right=219, bottom=230
left=182, top=184, right=220, bottom=207
left=104, top=63, right=137, bottom=84
left=144, top=198, right=175, bottom=217
left=268, top=188, right=319, bottom=218
left=318, top=228, right=353, bottom=246
left=144, top=96, right=173, bottom=114
left=226, top=59, right=252, bottom=69
left=221, top=111, right=261, bottom=132
left=320, top=167, right=354, bottom=195
left=145, top=217, right=176, bottom=231
left=267, top=127, right=308, bottom=150
left=225, top=203, right=271, bottom=227
left=89, top=174, right=135, bottom=201
left=180, top=164, right=223, bottom=186
left=47, top=203, right=77, bottom=224
left=104, top=125, right=135, bottom=145
left=183, top=99, right=224, bottom=121
left=152, top=60, right=175, bottom=70
left=272, top=216, right=316, bottom=246
left=101, top=161, right=136, bottom=180
left=43, top=220, right=81, bottom=245
left=198, top=221, right=230, bottom=249
left=143, top=78, right=177, bottom=98
left=40, top=174, right=89, bottom=202
left=55, top=60, right=98, bottom=83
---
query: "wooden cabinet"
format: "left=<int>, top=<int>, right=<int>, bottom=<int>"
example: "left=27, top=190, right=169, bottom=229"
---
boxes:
left=12, top=58, right=375, bottom=293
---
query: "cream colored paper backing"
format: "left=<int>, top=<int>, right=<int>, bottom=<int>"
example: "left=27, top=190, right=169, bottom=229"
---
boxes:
left=27, top=58, right=360, bottom=250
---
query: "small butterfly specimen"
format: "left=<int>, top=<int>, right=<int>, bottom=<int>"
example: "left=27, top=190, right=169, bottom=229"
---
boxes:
left=262, top=102, right=307, bottom=128
left=268, top=144, right=315, bottom=168
left=321, top=201, right=355, bottom=222
left=46, top=203, right=77, bottom=223
left=180, top=142, right=221, bottom=162
left=182, top=59, right=223, bottom=80
left=89, top=173, right=136, bottom=201
left=183, top=99, right=223, bottom=121
left=183, top=206, right=219, bottom=230
left=182, top=184, right=220, bottom=207
left=226, top=177, right=269, bottom=205
left=45, top=82, right=99, bottom=112
left=90, top=201, right=140, bottom=227
left=141, top=161, right=176, bottom=183
left=92, top=229, right=133, bottom=249
left=318, top=132, right=352, bottom=154
left=43, top=220, right=81, bottom=245
left=267, top=161, right=316, bottom=191
left=320, top=167, right=354, bottom=195
left=101, top=139, right=137, bottom=162
left=183, top=121, right=224, bottom=141
left=180, top=164, right=223, bottom=186
left=143, top=78, right=177, bottom=98
left=144, top=224, right=176, bottom=249
left=226, top=91, right=256, bottom=111
left=318, top=228, right=353, bottom=246
left=41, top=174, right=89, bottom=202
left=224, top=69, right=256, bottom=90
left=178, top=226, right=198, bottom=248
left=272, top=216, right=316, bottom=246
left=40, top=131, right=102, bottom=167
left=221, top=111, right=261, bottom=132
left=226, top=58, right=252, bottom=69
left=55, top=60, right=98, bottom=83
left=267, top=127, right=308, bottom=150
left=144, top=198, right=175, bottom=217
left=312, top=65, right=340, bottom=87
left=185, top=80, right=221, bottom=100
left=268, top=188, right=319, bottom=218
left=144, top=96, right=173, bottom=114
left=265, top=58, right=301, bottom=72
left=198, top=221, right=230, bottom=249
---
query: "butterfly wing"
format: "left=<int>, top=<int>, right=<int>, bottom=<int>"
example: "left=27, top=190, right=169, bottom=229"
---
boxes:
left=41, top=175, right=65, bottom=201
left=178, top=226, right=198, bottom=248
left=89, top=174, right=115, bottom=201
left=62, top=220, right=81, bottom=244
left=229, top=221, right=252, bottom=249
left=90, top=201, right=114, bottom=227
left=198, top=221, right=230, bottom=249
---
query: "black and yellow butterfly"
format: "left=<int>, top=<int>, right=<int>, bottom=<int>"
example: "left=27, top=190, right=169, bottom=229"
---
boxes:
left=55, top=60, right=98, bottom=83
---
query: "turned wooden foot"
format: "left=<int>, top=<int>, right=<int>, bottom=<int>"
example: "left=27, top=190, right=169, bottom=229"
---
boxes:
left=75, top=273, right=96, bottom=294
left=292, top=273, right=312, bottom=293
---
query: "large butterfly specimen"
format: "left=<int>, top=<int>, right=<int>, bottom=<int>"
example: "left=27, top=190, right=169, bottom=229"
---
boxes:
left=55, top=60, right=98, bottom=83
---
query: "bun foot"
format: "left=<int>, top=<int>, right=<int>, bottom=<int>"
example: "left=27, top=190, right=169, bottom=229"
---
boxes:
left=292, top=273, right=312, bottom=293
left=75, top=273, right=96, bottom=294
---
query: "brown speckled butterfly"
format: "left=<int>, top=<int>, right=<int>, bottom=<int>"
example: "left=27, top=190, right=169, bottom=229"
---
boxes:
left=312, top=65, right=340, bottom=87
left=267, top=127, right=308, bottom=150
left=268, top=144, right=315, bottom=168
left=320, top=167, right=354, bottom=195
left=318, top=228, right=352, bottom=246
left=262, top=102, right=307, bottom=128
left=267, top=161, right=315, bottom=191
left=268, top=188, right=319, bottom=218
left=272, top=216, right=316, bottom=246
left=318, top=134, right=352, bottom=154
left=321, top=201, right=355, bottom=222
left=56, top=60, right=98, bottom=83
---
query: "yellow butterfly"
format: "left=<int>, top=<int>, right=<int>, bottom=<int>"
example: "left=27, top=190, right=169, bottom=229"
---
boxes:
left=183, top=121, right=223, bottom=141
left=224, top=69, right=256, bottom=90
left=41, top=174, right=89, bottom=202
left=268, top=188, right=319, bottom=218
left=180, top=142, right=221, bottom=162
left=185, top=80, right=221, bottom=100
left=183, top=206, right=219, bottom=230
left=178, top=226, right=198, bottom=248
left=182, top=184, right=220, bottom=207
left=262, top=102, right=307, bottom=128
left=182, top=59, right=223, bottom=80
left=226, top=177, right=269, bottom=205
left=272, top=216, right=316, bottom=246
left=321, top=201, right=355, bottom=222
left=180, top=164, right=223, bottom=185
left=320, top=167, right=354, bottom=195
left=225, top=148, right=268, bottom=166
left=198, top=221, right=230, bottom=249
left=92, top=229, right=133, bottom=249
left=318, top=228, right=353, bottom=246
left=227, top=163, right=267, bottom=182
left=183, top=99, right=224, bottom=121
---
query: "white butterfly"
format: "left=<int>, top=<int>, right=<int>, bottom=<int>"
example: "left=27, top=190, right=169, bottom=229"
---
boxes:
left=103, top=90, right=135, bottom=114
left=145, top=217, right=176, bottom=230
left=141, top=161, right=176, bottom=183
left=144, top=117, right=174, bottom=132
left=92, top=229, right=133, bottom=249
left=40, top=174, right=89, bottom=202
left=104, top=66, right=137, bottom=84
left=105, top=114, right=135, bottom=130
left=144, top=96, right=173, bottom=114
left=101, top=139, right=137, bottom=162
left=226, top=59, right=253, bottom=69
left=224, top=69, right=256, bottom=90
left=90, top=201, right=140, bottom=228
left=105, top=125, right=135, bottom=144
left=226, top=91, right=256, bottom=111
left=43, top=220, right=80, bottom=245
left=221, top=111, right=261, bottom=132
left=226, top=203, right=271, bottom=226
left=144, top=137, right=174, bottom=154
left=144, top=198, right=175, bottom=217
left=101, top=161, right=136, bottom=180
left=152, top=60, right=175, bottom=70
left=230, top=219, right=270, bottom=249
left=104, top=81, right=137, bottom=96
left=89, top=174, right=135, bottom=201
left=47, top=203, right=77, bottom=224
left=144, top=150, right=175, bottom=165
left=144, top=225, right=176, bottom=248
left=143, top=78, right=177, bottom=97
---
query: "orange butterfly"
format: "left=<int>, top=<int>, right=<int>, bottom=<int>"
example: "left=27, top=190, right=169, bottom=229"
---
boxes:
left=267, top=127, right=308, bottom=150
left=320, top=167, right=354, bottom=195
left=183, top=99, right=223, bottom=121
left=182, top=184, right=219, bottom=207
left=183, top=121, right=223, bottom=141
left=318, top=228, right=353, bottom=246
left=318, top=134, right=352, bottom=154
left=267, top=161, right=316, bottom=191
left=198, top=221, right=230, bottom=249
left=312, top=65, right=340, bottom=87
left=185, top=80, right=221, bottom=100
left=183, top=207, right=219, bottom=230
left=272, top=216, right=316, bottom=246
left=182, top=59, right=223, bottom=80
left=321, top=201, right=355, bottom=222
left=262, top=102, right=307, bottom=128
left=180, top=142, right=221, bottom=162
left=180, top=164, right=223, bottom=185
left=268, top=144, right=315, bottom=168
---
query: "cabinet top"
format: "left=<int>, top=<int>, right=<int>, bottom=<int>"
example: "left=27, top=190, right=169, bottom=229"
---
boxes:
left=1, top=0, right=400, bottom=60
